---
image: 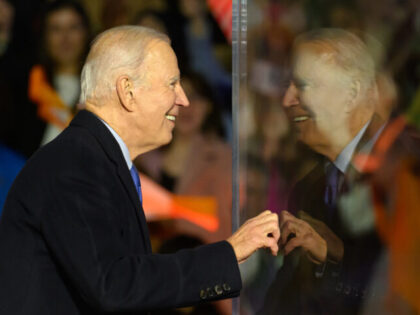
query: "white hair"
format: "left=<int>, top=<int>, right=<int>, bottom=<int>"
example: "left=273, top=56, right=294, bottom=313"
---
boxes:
left=294, top=28, right=376, bottom=95
left=79, top=25, right=170, bottom=104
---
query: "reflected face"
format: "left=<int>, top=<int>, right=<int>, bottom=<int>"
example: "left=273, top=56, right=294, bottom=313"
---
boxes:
left=175, top=79, right=209, bottom=136
left=46, top=8, right=87, bottom=67
left=282, top=46, right=352, bottom=152
left=133, top=41, right=189, bottom=149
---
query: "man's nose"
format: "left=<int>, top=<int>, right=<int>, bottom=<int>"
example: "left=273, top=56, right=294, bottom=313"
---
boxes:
left=282, top=82, right=299, bottom=108
left=176, top=85, right=190, bottom=107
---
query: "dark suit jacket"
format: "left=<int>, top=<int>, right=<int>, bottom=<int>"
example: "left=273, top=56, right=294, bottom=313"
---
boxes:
left=0, top=110, right=241, bottom=314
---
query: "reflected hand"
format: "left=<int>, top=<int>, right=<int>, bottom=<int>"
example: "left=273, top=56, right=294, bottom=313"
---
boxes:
left=227, top=210, right=280, bottom=264
left=298, top=211, right=344, bottom=263
left=279, top=211, right=327, bottom=264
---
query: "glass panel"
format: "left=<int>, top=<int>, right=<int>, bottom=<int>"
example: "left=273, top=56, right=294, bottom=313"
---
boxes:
left=232, top=0, right=247, bottom=313
left=236, top=0, right=420, bottom=314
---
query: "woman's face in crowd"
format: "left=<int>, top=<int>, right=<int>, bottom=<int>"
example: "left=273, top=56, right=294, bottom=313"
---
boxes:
left=46, top=8, right=87, bottom=67
left=0, top=0, right=14, bottom=39
left=176, top=79, right=210, bottom=137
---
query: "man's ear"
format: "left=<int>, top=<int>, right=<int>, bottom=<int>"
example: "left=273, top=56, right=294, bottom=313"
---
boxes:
left=346, top=79, right=360, bottom=112
left=116, top=75, right=135, bottom=112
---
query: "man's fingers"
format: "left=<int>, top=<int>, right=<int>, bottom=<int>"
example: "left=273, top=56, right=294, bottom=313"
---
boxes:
left=283, top=236, right=303, bottom=255
left=279, top=210, right=299, bottom=228
left=298, top=210, right=311, bottom=220
left=262, top=214, right=279, bottom=231
left=252, top=212, right=280, bottom=256
left=261, top=234, right=279, bottom=256
left=267, top=238, right=279, bottom=256
left=228, top=210, right=280, bottom=263
left=280, top=220, right=299, bottom=245
left=270, top=223, right=281, bottom=243
left=297, top=211, right=325, bottom=233
left=279, top=210, right=292, bottom=223
left=254, top=210, right=273, bottom=220
left=260, top=209, right=273, bottom=216
left=252, top=212, right=279, bottom=236
left=255, top=211, right=278, bottom=226
left=243, top=210, right=270, bottom=226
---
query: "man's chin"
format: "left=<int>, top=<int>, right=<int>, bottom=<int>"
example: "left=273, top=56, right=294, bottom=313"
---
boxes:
left=160, top=133, right=174, bottom=147
left=296, top=131, right=317, bottom=150
left=143, top=133, right=173, bottom=153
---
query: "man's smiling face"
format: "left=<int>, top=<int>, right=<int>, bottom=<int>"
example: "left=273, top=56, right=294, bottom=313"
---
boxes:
left=132, top=40, right=189, bottom=150
left=282, top=44, right=353, bottom=154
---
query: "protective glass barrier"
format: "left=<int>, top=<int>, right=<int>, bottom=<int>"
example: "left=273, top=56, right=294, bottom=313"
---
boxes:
left=233, top=0, right=420, bottom=314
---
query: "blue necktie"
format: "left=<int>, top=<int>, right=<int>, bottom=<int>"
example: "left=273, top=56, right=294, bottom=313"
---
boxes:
left=324, top=163, right=343, bottom=219
left=129, top=165, right=143, bottom=204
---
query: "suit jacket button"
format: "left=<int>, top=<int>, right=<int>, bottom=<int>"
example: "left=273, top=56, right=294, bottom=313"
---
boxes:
left=222, top=283, right=231, bottom=292
left=200, top=289, right=207, bottom=300
left=214, top=284, right=223, bottom=295
left=344, top=286, right=351, bottom=295
left=362, top=289, right=368, bottom=298
left=207, top=287, right=215, bottom=298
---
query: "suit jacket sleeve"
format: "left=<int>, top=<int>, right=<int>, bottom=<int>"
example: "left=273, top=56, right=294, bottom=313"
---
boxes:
left=38, top=139, right=241, bottom=313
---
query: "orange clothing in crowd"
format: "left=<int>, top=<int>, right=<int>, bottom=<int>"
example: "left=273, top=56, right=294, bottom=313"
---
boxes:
left=138, top=135, right=232, bottom=244
left=28, top=65, right=73, bottom=129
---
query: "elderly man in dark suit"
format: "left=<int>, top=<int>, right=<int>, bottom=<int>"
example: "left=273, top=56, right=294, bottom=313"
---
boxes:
left=0, top=26, right=280, bottom=314
left=260, top=28, right=394, bottom=315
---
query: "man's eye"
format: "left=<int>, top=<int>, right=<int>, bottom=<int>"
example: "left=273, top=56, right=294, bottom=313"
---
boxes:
left=295, top=83, right=307, bottom=90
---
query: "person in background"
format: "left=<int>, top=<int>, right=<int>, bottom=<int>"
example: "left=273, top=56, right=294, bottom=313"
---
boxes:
left=0, top=0, right=13, bottom=56
left=173, top=0, right=233, bottom=141
left=176, top=0, right=231, bottom=90
left=136, top=71, right=232, bottom=245
left=0, top=0, right=44, bottom=157
left=29, top=0, right=90, bottom=146
left=133, top=9, right=168, bottom=35
left=0, top=0, right=40, bottom=210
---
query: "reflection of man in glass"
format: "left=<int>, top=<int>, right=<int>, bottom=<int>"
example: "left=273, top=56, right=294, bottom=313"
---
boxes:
left=261, top=28, right=385, bottom=314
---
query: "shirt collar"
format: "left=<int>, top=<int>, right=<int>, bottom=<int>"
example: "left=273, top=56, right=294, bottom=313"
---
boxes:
left=334, top=121, right=370, bottom=173
left=359, top=123, right=386, bottom=154
left=99, top=118, right=132, bottom=170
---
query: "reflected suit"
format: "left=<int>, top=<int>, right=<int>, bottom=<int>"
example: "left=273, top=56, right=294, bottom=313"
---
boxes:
left=260, top=118, right=386, bottom=315
left=261, top=115, right=420, bottom=314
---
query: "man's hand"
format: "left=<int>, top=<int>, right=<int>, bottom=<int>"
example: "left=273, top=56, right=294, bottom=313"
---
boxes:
left=298, top=211, right=344, bottom=263
left=279, top=211, right=327, bottom=264
left=227, top=210, right=280, bottom=264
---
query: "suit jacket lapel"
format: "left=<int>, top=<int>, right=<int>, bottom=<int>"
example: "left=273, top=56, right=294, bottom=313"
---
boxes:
left=70, top=110, right=152, bottom=252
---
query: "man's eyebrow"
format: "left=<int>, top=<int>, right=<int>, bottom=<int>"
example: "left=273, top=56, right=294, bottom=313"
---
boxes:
left=292, top=76, right=307, bottom=86
left=170, top=75, right=180, bottom=82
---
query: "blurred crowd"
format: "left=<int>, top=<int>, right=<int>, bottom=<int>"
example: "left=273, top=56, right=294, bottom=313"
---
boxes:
left=2, top=0, right=420, bottom=314
left=240, top=0, right=420, bottom=314
left=0, top=1, right=231, bottom=314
